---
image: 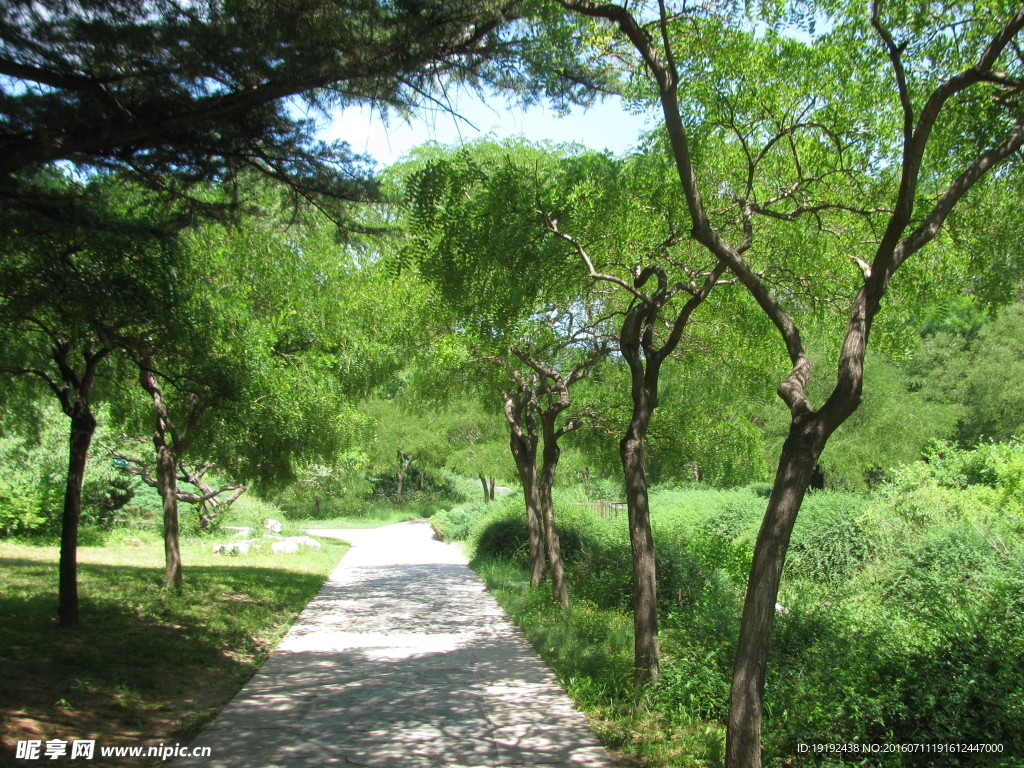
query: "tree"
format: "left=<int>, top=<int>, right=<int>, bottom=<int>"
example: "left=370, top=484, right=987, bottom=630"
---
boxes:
left=135, top=353, right=205, bottom=590
left=406, top=141, right=738, bottom=666
left=442, top=407, right=511, bottom=502
left=536, top=150, right=728, bottom=683
left=553, top=1, right=1024, bottom=764
left=405, top=142, right=614, bottom=605
left=107, top=443, right=246, bottom=530
left=0, top=0, right=615, bottom=230
left=0, top=171, right=183, bottom=624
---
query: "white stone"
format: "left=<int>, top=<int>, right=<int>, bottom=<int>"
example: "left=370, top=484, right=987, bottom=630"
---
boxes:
left=288, top=535, right=322, bottom=550
left=264, top=518, right=283, bottom=533
left=271, top=539, right=300, bottom=554
left=214, top=539, right=259, bottom=555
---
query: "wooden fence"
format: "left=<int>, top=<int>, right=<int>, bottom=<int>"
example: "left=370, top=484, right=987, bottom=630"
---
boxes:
left=568, top=500, right=626, bottom=520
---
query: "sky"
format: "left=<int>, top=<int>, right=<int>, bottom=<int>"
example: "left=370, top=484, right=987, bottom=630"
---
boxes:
left=319, top=91, right=657, bottom=168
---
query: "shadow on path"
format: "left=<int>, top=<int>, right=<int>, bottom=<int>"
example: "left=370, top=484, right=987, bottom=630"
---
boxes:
left=173, top=519, right=614, bottom=768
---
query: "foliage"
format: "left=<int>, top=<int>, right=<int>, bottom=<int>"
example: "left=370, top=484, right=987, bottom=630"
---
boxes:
left=907, top=301, right=1024, bottom=447
left=0, top=401, right=143, bottom=537
left=0, top=0, right=612, bottom=230
left=803, top=351, right=960, bottom=488
left=430, top=502, right=485, bottom=543
left=470, top=461, right=1024, bottom=766
left=955, top=304, right=1024, bottom=444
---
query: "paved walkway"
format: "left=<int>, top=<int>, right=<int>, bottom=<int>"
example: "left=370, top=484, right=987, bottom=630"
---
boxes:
left=174, top=519, right=615, bottom=768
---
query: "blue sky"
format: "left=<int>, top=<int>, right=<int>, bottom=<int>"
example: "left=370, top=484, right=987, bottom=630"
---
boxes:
left=320, top=91, right=656, bottom=167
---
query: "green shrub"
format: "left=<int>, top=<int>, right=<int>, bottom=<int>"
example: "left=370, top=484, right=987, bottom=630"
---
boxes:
left=0, top=477, right=48, bottom=534
left=784, top=492, right=871, bottom=583
left=470, top=494, right=606, bottom=567
left=430, top=501, right=489, bottom=541
left=467, top=474, right=1024, bottom=766
left=217, top=495, right=293, bottom=536
left=471, top=499, right=532, bottom=563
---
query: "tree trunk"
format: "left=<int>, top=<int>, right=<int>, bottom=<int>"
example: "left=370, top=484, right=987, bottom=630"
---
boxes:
left=396, top=449, right=406, bottom=505
left=621, top=412, right=659, bottom=685
left=197, top=499, right=212, bottom=530
left=488, top=475, right=496, bottom=501
left=512, top=446, right=546, bottom=587
left=58, top=407, right=97, bottom=627
left=314, top=496, right=321, bottom=517
left=480, top=474, right=490, bottom=503
left=726, top=420, right=823, bottom=768
left=155, top=441, right=183, bottom=590
left=540, top=415, right=569, bottom=607
left=506, top=391, right=546, bottom=588
left=138, top=360, right=195, bottom=593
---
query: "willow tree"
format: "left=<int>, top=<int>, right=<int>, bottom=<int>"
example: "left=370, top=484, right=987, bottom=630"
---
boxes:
left=108, top=184, right=419, bottom=588
left=405, top=142, right=615, bottom=606
left=553, top=1, right=1024, bottom=765
left=407, top=141, right=741, bottom=670
left=535, top=148, right=732, bottom=683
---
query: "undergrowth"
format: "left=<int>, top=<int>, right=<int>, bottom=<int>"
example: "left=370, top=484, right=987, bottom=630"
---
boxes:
left=444, top=445, right=1024, bottom=767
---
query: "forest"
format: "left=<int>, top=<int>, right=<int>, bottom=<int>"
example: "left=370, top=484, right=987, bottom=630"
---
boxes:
left=2, top=1, right=1024, bottom=767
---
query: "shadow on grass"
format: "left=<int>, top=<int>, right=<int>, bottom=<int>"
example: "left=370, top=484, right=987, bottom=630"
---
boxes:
left=0, top=557, right=338, bottom=767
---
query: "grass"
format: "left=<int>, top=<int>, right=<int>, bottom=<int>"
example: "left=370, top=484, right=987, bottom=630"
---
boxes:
left=0, top=530, right=348, bottom=767
left=472, top=556, right=727, bottom=768
left=286, top=501, right=433, bottom=530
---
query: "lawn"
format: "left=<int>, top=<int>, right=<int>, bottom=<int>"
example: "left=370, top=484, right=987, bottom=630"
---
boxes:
left=0, top=534, right=348, bottom=767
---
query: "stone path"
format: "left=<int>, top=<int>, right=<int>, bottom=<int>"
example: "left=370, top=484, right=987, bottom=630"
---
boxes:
left=173, top=518, right=615, bottom=768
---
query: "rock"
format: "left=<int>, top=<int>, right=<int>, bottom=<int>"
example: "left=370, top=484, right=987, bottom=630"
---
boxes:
left=264, top=518, right=283, bottom=533
left=214, top=539, right=258, bottom=555
left=288, top=535, right=321, bottom=550
left=271, top=539, right=300, bottom=554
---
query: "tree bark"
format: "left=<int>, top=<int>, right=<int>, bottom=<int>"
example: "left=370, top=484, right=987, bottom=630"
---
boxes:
left=138, top=359, right=200, bottom=592
left=727, top=421, right=823, bottom=768
left=51, top=343, right=110, bottom=627
left=539, top=413, right=569, bottom=607
left=510, top=433, right=546, bottom=587
left=488, top=475, right=496, bottom=501
left=58, top=407, right=97, bottom=627
left=396, top=449, right=414, bottom=505
left=505, top=387, right=546, bottom=587
left=155, top=440, right=183, bottom=591
left=480, top=474, right=491, bottom=503
left=621, top=406, right=659, bottom=684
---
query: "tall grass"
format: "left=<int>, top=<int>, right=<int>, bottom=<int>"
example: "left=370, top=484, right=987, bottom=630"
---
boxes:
left=449, top=461, right=1024, bottom=768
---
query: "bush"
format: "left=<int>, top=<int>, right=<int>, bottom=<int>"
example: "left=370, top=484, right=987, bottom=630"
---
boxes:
left=430, top=501, right=489, bottom=542
left=472, top=503, right=532, bottom=563
left=470, top=494, right=606, bottom=567
left=784, top=492, right=871, bottom=583
left=467, top=472, right=1024, bottom=765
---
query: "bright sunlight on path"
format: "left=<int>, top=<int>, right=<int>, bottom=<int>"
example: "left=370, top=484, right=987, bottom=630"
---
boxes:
left=173, top=518, right=615, bottom=768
